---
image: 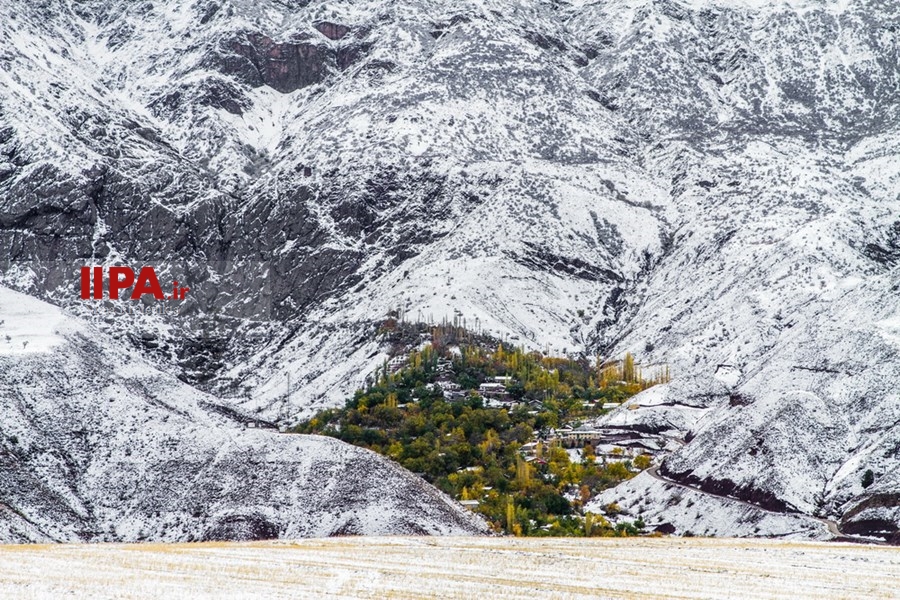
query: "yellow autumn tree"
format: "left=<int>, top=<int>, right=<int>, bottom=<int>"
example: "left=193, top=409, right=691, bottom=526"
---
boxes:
left=633, top=454, right=652, bottom=470
left=479, top=429, right=502, bottom=455
left=623, top=352, right=635, bottom=383
left=506, top=496, right=517, bottom=534
left=584, top=512, right=594, bottom=537
left=515, top=455, right=531, bottom=488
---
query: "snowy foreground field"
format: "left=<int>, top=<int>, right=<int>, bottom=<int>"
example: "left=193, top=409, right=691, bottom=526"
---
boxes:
left=1, top=537, right=897, bottom=599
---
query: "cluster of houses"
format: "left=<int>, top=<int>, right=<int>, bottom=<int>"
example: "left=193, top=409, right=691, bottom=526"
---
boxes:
left=422, top=375, right=516, bottom=404
left=429, top=379, right=465, bottom=400
left=521, top=424, right=682, bottom=464
left=477, top=376, right=514, bottom=404
left=387, top=355, right=408, bottom=374
left=380, top=348, right=525, bottom=407
left=380, top=351, right=621, bottom=415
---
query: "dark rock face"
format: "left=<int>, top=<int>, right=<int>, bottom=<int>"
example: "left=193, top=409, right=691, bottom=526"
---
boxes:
left=152, top=77, right=250, bottom=116
left=659, top=463, right=789, bottom=513
left=210, top=23, right=368, bottom=94
left=219, top=32, right=329, bottom=93
left=654, top=522, right=676, bottom=535
left=839, top=519, right=897, bottom=540
left=204, top=514, right=280, bottom=541
left=839, top=493, right=900, bottom=541
left=315, top=21, right=350, bottom=41
left=515, top=242, right=625, bottom=284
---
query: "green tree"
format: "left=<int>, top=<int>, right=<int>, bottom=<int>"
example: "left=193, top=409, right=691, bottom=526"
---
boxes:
left=862, top=469, right=875, bottom=488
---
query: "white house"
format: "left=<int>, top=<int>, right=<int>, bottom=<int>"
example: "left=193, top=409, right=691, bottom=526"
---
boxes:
left=478, top=382, right=508, bottom=399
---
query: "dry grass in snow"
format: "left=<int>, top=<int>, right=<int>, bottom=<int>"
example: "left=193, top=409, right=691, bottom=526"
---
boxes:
left=1, top=536, right=898, bottom=599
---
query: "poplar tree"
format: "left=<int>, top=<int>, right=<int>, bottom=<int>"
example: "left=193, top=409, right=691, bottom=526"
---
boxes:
left=623, top=352, right=635, bottom=383
left=516, top=455, right=531, bottom=488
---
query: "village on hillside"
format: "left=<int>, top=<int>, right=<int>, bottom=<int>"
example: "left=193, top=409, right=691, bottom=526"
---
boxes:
left=295, top=318, right=676, bottom=536
left=377, top=320, right=676, bottom=459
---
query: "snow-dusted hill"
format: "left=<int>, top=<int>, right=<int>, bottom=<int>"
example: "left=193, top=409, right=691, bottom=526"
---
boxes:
left=0, top=287, right=486, bottom=542
left=1, top=0, right=899, bottom=540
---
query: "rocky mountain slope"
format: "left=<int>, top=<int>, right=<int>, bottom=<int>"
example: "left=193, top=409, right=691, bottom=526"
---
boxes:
left=0, top=287, right=487, bottom=542
left=1, top=0, right=899, bottom=540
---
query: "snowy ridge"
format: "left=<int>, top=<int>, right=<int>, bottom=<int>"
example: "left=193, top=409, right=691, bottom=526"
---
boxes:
left=0, top=287, right=486, bottom=542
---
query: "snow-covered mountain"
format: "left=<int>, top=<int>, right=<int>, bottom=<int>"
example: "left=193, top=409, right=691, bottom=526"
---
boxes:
left=1, top=0, right=899, bottom=540
left=0, top=287, right=487, bottom=542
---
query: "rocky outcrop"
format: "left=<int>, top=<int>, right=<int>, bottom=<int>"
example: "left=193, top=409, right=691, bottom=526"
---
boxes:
left=217, top=32, right=329, bottom=93
left=315, top=21, right=350, bottom=41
